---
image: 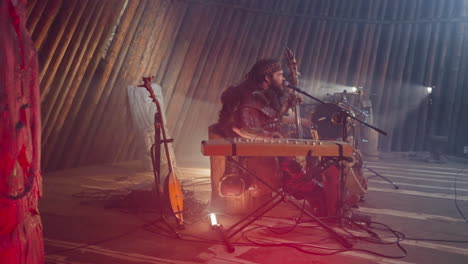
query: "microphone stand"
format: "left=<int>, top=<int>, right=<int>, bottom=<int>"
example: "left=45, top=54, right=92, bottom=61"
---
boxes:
left=287, top=84, right=387, bottom=137
left=328, top=91, right=398, bottom=189
left=286, top=84, right=397, bottom=215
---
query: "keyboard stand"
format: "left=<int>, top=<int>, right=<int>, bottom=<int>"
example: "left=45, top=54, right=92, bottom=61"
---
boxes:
left=216, top=156, right=353, bottom=253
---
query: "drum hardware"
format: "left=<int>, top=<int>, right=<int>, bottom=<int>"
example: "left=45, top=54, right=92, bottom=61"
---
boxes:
left=284, top=83, right=388, bottom=221
left=310, top=103, right=346, bottom=140
left=340, top=99, right=369, bottom=118
left=314, top=89, right=383, bottom=168
left=312, top=90, right=396, bottom=194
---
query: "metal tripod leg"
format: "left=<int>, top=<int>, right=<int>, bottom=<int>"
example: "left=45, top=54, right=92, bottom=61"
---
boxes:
left=364, top=164, right=399, bottom=189
left=224, top=157, right=352, bottom=251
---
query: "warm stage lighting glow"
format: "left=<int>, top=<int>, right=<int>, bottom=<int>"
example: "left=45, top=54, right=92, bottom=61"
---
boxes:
left=210, top=213, right=219, bottom=226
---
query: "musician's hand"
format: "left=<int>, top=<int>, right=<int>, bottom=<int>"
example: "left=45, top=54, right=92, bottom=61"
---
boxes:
left=269, top=131, right=284, bottom=138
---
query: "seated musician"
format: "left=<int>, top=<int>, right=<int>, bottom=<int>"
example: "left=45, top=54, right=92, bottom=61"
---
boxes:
left=216, top=58, right=338, bottom=216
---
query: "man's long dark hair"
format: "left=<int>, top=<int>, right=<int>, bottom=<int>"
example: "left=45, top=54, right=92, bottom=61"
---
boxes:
left=218, top=59, right=285, bottom=131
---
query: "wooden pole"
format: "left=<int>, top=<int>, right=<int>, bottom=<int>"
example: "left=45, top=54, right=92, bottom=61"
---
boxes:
left=328, top=0, right=355, bottom=84
left=43, top=1, right=108, bottom=164
left=384, top=0, right=418, bottom=151
left=298, top=1, right=328, bottom=93
left=112, top=0, right=174, bottom=164
left=363, top=0, right=388, bottom=89
left=418, top=0, right=445, bottom=150
left=39, top=0, right=89, bottom=98
left=69, top=0, right=144, bottom=166
left=42, top=0, right=99, bottom=168
left=372, top=0, right=400, bottom=151
left=78, top=0, right=148, bottom=165
left=154, top=2, right=191, bottom=85
left=31, top=0, right=62, bottom=51
left=170, top=4, right=231, bottom=144
left=429, top=1, right=455, bottom=137
left=56, top=0, right=127, bottom=169
left=449, top=24, right=468, bottom=154
left=309, top=1, right=334, bottom=91
left=38, top=0, right=78, bottom=83
left=91, top=0, right=164, bottom=164
left=399, top=0, right=432, bottom=151
left=26, top=0, right=47, bottom=35
left=26, top=0, right=38, bottom=19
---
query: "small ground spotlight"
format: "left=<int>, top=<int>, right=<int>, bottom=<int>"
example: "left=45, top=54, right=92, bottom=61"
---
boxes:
left=209, top=213, right=219, bottom=227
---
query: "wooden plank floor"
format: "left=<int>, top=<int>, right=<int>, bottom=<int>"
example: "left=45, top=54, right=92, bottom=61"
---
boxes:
left=42, top=154, right=468, bottom=264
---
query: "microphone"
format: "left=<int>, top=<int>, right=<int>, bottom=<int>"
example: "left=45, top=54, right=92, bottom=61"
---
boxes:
left=284, top=81, right=327, bottom=105
left=284, top=81, right=302, bottom=92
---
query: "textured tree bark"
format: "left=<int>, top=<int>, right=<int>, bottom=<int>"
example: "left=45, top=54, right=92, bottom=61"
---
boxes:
left=0, top=0, right=44, bottom=263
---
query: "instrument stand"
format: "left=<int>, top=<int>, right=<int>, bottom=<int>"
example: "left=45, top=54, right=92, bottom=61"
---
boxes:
left=149, top=112, right=181, bottom=238
left=217, top=157, right=353, bottom=253
left=139, top=76, right=184, bottom=233
left=364, top=165, right=399, bottom=190
left=212, top=224, right=235, bottom=253
left=290, top=85, right=389, bottom=218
